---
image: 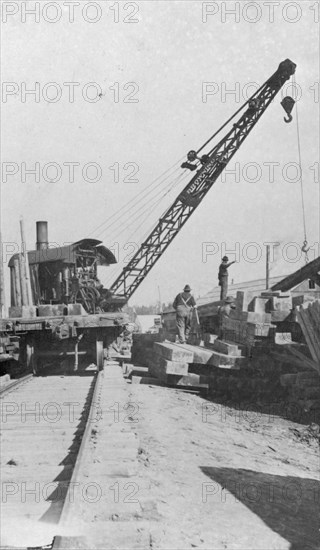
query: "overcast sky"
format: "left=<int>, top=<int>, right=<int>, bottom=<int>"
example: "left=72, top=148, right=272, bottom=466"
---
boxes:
left=1, top=0, right=319, bottom=308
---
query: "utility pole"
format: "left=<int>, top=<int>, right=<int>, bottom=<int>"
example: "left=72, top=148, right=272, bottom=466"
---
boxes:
left=158, top=285, right=162, bottom=314
left=266, top=245, right=270, bottom=289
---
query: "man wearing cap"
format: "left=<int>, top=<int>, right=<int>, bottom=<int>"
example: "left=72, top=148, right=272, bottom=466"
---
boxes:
left=218, top=256, right=236, bottom=301
left=218, top=296, right=236, bottom=339
left=173, top=285, right=197, bottom=344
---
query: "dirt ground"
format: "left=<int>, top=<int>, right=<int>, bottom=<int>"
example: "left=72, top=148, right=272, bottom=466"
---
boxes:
left=67, top=365, right=319, bottom=550
left=3, top=365, right=318, bottom=549
left=124, top=382, right=319, bottom=550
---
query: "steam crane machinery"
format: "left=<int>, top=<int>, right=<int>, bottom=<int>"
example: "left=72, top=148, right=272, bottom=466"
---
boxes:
left=0, top=59, right=296, bottom=375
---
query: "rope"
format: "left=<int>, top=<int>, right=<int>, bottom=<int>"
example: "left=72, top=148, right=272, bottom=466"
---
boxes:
left=293, top=74, right=309, bottom=263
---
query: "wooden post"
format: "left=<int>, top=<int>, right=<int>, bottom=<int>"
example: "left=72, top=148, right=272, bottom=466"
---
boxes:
left=0, top=232, right=5, bottom=318
left=20, top=218, right=33, bottom=305
left=266, top=245, right=270, bottom=290
left=13, top=259, right=22, bottom=307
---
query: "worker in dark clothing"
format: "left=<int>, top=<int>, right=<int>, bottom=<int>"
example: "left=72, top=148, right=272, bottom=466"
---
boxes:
left=173, top=284, right=197, bottom=344
left=218, top=256, right=236, bottom=300
left=218, top=296, right=236, bottom=339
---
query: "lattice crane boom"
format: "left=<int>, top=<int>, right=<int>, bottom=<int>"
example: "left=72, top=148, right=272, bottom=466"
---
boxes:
left=110, top=59, right=296, bottom=301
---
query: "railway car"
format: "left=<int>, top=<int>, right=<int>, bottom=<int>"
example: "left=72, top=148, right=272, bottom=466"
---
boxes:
left=0, top=222, right=129, bottom=375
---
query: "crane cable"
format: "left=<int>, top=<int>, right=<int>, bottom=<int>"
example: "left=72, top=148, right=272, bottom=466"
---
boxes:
left=88, top=157, right=185, bottom=238
left=197, top=80, right=265, bottom=155
left=293, top=74, right=309, bottom=263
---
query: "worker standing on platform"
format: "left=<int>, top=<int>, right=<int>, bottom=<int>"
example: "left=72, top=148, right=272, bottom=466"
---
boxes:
left=218, top=256, right=236, bottom=300
left=173, top=285, right=197, bottom=344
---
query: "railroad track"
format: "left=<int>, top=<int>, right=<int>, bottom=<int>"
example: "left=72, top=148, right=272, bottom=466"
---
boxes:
left=0, top=373, right=33, bottom=397
left=0, top=369, right=100, bottom=547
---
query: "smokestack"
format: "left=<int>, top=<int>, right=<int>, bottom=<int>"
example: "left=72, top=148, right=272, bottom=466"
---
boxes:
left=36, top=221, right=48, bottom=251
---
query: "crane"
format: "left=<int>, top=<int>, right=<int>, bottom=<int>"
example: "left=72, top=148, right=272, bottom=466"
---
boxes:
left=109, top=59, right=296, bottom=303
left=0, top=59, right=298, bottom=374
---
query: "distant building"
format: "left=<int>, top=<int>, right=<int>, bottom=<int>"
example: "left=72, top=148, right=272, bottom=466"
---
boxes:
left=197, top=275, right=320, bottom=307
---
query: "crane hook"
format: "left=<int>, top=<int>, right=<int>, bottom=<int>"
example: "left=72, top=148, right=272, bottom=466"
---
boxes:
left=281, top=96, right=295, bottom=124
left=284, top=113, right=293, bottom=124
left=301, top=240, right=310, bottom=254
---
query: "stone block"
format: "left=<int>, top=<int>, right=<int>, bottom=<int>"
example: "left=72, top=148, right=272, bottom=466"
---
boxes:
left=9, top=305, right=37, bottom=318
left=153, top=342, right=194, bottom=362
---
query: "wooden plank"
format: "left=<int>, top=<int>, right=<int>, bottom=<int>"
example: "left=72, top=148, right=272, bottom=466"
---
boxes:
left=297, top=313, right=318, bottom=363
left=148, top=354, right=189, bottom=377
left=153, top=342, right=194, bottom=362
left=297, top=304, right=320, bottom=364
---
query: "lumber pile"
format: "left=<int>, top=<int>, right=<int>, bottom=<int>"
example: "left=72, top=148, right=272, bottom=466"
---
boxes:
left=148, top=342, right=192, bottom=382
left=147, top=342, right=209, bottom=387
left=222, top=289, right=293, bottom=348
left=131, top=333, right=164, bottom=366
left=147, top=341, right=245, bottom=384
left=296, top=300, right=320, bottom=373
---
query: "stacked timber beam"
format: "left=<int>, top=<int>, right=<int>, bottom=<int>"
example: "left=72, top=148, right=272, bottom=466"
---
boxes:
left=145, top=340, right=245, bottom=387
left=148, top=342, right=192, bottom=383
left=222, top=289, right=293, bottom=350
left=131, top=333, right=163, bottom=367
